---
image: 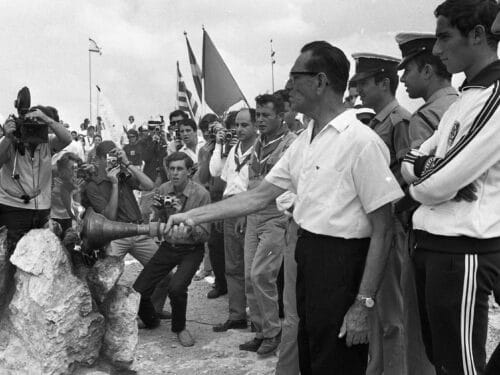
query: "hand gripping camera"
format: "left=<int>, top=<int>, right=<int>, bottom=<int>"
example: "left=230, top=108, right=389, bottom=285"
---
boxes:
left=12, top=87, right=49, bottom=144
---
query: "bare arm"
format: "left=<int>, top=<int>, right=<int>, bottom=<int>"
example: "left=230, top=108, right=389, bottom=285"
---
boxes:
left=358, top=203, right=393, bottom=297
left=0, top=120, right=15, bottom=168
left=339, top=203, right=393, bottom=346
left=166, top=179, right=285, bottom=233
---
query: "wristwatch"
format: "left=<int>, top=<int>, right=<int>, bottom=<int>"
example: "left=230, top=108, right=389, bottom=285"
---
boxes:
left=356, top=294, right=375, bottom=308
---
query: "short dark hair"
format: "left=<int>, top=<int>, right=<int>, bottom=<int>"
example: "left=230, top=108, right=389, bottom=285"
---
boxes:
left=87, top=125, right=96, bottom=131
left=93, top=134, right=102, bottom=141
left=300, top=41, right=350, bottom=95
left=30, top=105, right=60, bottom=122
left=96, top=140, right=117, bottom=158
left=412, top=52, right=452, bottom=80
left=169, top=110, right=188, bottom=121
left=56, top=152, right=82, bottom=172
left=198, top=114, right=220, bottom=132
left=165, top=151, right=194, bottom=170
left=224, top=111, right=239, bottom=129
left=273, top=89, right=290, bottom=104
left=238, top=108, right=256, bottom=124
left=179, top=118, right=197, bottom=132
left=373, top=71, right=399, bottom=95
left=255, top=94, right=285, bottom=115
left=435, top=0, right=499, bottom=49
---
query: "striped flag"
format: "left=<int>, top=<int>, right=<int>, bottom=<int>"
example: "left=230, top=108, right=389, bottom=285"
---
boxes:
left=184, top=32, right=203, bottom=102
left=176, top=61, right=199, bottom=121
left=89, top=38, right=102, bottom=55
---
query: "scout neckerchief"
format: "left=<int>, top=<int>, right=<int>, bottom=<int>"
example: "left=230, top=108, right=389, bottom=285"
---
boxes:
left=251, top=129, right=287, bottom=177
left=234, top=141, right=252, bottom=173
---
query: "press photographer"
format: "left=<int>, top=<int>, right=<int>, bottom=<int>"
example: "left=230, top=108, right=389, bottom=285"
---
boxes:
left=141, top=120, right=168, bottom=184
left=84, top=140, right=171, bottom=316
left=0, top=87, right=72, bottom=255
left=134, top=151, right=211, bottom=347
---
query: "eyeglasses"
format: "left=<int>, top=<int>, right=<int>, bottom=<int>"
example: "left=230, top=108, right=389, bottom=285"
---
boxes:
left=287, top=71, right=328, bottom=86
left=170, top=120, right=182, bottom=126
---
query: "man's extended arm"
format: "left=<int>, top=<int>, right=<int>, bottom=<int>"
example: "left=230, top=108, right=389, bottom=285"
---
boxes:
left=166, top=179, right=285, bottom=232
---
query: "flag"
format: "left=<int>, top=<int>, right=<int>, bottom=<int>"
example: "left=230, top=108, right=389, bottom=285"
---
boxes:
left=202, top=29, right=248, bottom=115
left=271, top=39, right=276, bottom=64
left=96, top=85, right=101, bottom=92
left=176, top=61, right=199, bottom=121
left=184, top=32, right=203, bottom=102
left=89, top=38, right=102, bottom=55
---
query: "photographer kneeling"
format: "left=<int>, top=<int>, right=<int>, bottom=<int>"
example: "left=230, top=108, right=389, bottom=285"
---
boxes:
left=84, top=141, right=170, bottom=316
left=133, top=152, right=210, bottom=347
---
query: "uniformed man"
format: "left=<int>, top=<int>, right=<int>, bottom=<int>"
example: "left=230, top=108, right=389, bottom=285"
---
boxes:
left=397, top=33, right=458, bottom=148
left=350, top=53, right=411, bottom=375
left=396, top=32, right=458, bottom=375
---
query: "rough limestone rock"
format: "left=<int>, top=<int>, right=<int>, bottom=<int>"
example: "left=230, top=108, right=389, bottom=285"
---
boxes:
left=101, top=285, right=140, bottom=368
left=0, top=229, right=105, bottom=375
left=0, top=226, right=15, bottom=314
left=87, top=256, right=124, bottom=304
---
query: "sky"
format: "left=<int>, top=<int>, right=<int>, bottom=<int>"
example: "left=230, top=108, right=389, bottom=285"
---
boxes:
left=0, top=0, right=457, bottom=131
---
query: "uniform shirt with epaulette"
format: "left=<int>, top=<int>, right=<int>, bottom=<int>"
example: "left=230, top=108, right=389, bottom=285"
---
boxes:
left=409, top=86, right=458, bottom=148
left=368, top=100, right=411, bottom=186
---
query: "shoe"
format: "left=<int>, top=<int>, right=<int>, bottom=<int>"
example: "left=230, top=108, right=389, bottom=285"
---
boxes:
left=239, top=337, right=263, bottom=352
left=137, top=298, right=160, bottom=329
left=177, top=329, right=195, bottom=347
left=207, top=287, right=227, bottom=299
left=157, top=310, right=172, bottom=320
left=213, top=319, right=247, bottom=332
left=256, top=333, right=281, bottom=357
left=193, top=270, right=212, bottom=281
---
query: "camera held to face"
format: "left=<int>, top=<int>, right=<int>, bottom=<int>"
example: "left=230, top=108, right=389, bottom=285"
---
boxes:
left=106, top=148, right=131, bottom=180
left=222, top=129, right=238, bottom=157
left=11, top=87, right=49, bottom=144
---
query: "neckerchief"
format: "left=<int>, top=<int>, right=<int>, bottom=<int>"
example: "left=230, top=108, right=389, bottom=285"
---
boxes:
left=251, top=129, right=287, bottom=177
left=234, top=142, right=253, bottom=173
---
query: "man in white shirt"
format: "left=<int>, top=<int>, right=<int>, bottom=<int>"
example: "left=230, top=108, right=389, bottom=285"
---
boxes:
left=209, top=108, right=258, bottom=332
left=178, top=119, right=205, bottom=166
left=165, top=41, right=402, bottom=373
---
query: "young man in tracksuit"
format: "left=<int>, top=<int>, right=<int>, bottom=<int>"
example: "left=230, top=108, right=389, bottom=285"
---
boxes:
left=401, top=1, right=500, bottom=373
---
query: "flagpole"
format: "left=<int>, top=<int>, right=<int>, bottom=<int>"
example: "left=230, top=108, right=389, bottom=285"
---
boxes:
left=270, top=39, right=275, bottom=93
left=89, top=49, right=92, bottom=126
left=96, top=85, right=100, bottom=118
left=201, top=26, right=206, bottom=117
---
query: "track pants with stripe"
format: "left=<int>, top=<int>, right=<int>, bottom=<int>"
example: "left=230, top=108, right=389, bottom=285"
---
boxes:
left=413, top=249, right=500, bottom=375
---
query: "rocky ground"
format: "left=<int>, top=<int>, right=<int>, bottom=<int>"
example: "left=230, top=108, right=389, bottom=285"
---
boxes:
left=76, top=258, right=277, bottom=375
left=77, top=257, right=500, bottom=375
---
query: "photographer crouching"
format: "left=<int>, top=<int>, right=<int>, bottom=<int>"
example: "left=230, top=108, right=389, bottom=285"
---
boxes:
left=0, top=95, right=72, bottom=313
left=84, top=140, right=171, bottom=317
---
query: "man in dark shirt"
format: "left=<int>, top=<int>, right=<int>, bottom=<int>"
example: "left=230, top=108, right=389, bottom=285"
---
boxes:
left=134, top=151, right=210, bottom=347
left=85, top=140, right=169, bottom=315
left=123, top=129, right=143, bottom=167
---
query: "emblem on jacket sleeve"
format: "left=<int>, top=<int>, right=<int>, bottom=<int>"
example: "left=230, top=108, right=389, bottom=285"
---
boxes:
left=447, top=121, right=460, bottom=148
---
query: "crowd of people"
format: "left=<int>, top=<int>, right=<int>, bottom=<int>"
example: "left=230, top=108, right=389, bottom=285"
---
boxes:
left=2, top=0, right=500, bottom=374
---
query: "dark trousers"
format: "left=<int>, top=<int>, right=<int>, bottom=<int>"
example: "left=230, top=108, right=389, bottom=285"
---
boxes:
left=0, top=204, right=50, bottom=315
left=133, top=242, right=204, bottom=333
left=208, top=222, right=226, bottom=292
left=0, top=204, right=50, bottom=254
left=413, top=249, right=500, bottom=375
left=295, top=230, right=370, bottom=375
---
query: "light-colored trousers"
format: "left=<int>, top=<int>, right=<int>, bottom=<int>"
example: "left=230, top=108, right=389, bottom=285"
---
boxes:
left=244, top=206, right=287, bottom=339
left=275, top=218, right=300, bottom=375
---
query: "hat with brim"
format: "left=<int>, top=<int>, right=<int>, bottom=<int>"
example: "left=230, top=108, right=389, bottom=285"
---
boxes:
left=395, top=32, right=436, bottom=70
left=350, top=53, right=401, bottom=82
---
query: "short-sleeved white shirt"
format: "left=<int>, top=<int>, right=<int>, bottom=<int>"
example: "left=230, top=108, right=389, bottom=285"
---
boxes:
left=265, top=109, right=403, bottom=239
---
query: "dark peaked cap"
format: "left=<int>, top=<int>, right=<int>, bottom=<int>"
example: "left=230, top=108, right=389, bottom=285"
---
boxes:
left=350, top=53, right=400, bottom=82
left=395, top=32, right=436, bottom=70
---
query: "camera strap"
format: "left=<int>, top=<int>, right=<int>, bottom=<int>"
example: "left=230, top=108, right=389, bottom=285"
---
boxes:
left=9, top=148, right=42, bottom=204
